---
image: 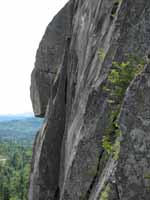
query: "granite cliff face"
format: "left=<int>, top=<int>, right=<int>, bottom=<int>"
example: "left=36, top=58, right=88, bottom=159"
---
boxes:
left=29, top=0, right=150, bottom=199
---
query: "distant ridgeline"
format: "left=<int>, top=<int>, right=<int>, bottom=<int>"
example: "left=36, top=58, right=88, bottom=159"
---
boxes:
left=0, top=116, right=43, bottom=200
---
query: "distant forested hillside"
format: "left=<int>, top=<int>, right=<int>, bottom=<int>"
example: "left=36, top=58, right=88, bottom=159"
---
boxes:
left=0, top=117, right=43, bottom=145
left=0, top=116, right=43, bottom=200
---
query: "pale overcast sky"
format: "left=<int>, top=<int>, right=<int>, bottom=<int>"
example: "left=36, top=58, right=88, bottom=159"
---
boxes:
left=0, top=0, right=68, bottom=115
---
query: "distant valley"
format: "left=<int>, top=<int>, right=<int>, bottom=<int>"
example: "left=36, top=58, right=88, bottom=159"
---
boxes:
left=0, top=115, right=43, bottom=145
left=0, top=115, right=43, bottom=200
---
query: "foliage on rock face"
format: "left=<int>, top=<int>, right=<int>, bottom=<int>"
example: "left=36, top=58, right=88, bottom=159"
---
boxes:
left=99, top=184, right=111, bottom=200
left=101, top=55, right=146, bottom=160
left=110, top=0, right=122, bottom=19
left=107, top=58, right=145, bottom=103
left=98, top=49, right=106, bottom=61
left=102, top=121, right=121, bottom=161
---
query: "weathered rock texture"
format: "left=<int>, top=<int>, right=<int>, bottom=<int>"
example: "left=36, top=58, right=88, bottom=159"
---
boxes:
left=29, top=0, right=150, bottom=199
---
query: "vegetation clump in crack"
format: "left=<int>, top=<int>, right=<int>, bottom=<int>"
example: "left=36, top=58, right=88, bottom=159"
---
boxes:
left=101, top=55, right=146, bottom=160
left=110, top=0, right=122, bottom=20
left=98, top=49, right=106, bottom=61
left=99, top=184, right=111, bottom=200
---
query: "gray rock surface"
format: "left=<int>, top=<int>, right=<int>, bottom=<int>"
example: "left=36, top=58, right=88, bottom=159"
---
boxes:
left=116, top=65, right=150, bottom=200
left=29, top=0, right=150, bottom=199
left=30, top=1, right=72, bottom=117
